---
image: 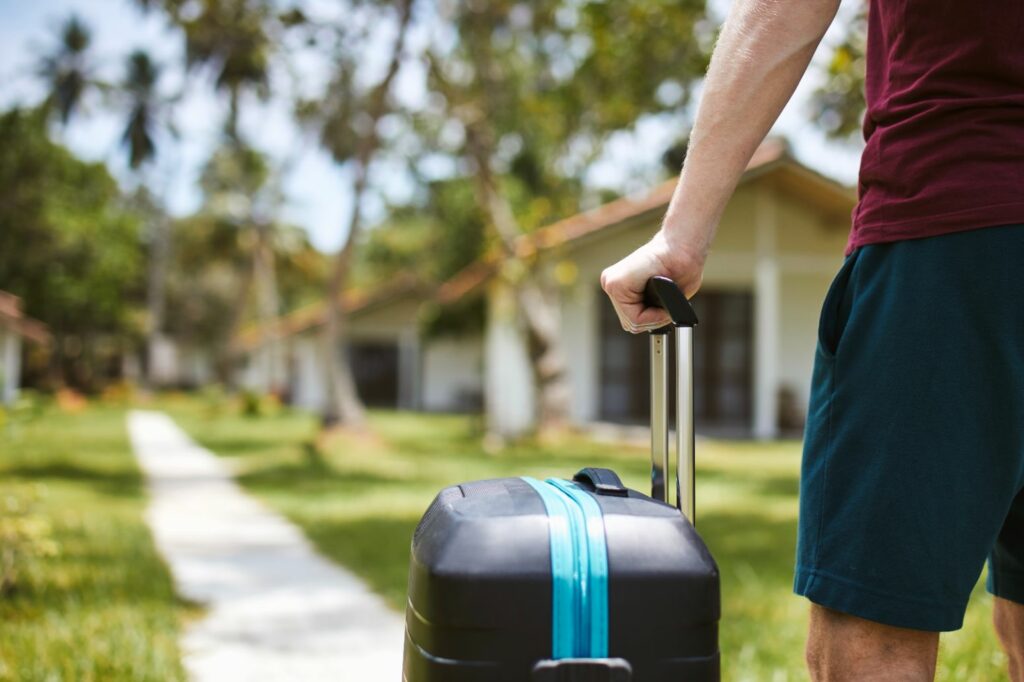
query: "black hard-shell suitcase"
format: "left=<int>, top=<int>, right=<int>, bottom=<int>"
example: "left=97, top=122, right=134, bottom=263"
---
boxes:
left=404, top=277, right=720, bottom=681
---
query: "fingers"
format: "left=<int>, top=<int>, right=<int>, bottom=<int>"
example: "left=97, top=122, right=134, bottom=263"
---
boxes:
left=604, top=274, right=671, bottom=334
left=600, top=259, right=646, bottom=309
left=602, top=253, right=662, bottom=333
left=616, top=307, right=671, bottom=334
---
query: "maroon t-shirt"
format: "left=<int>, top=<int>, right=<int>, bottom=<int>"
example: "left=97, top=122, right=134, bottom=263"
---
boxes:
left=848, top=0, right=1024, bottom=254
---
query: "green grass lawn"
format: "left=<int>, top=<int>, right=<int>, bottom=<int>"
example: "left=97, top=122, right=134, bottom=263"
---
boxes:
left=0, top=404, right=188, bottom=682
left=169, top=399, right=1008, bottom=681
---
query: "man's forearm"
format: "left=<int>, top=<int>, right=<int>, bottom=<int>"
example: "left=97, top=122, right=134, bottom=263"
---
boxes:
left=662, top=0, right=840, bottom=259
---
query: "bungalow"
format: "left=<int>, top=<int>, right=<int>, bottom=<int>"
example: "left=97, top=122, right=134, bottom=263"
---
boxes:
left=233, top=278, right=484, bottom=413
left=0, top=291, right=50, bottom=405
left=236, top=138, right=855, bottom=438
left=474, top=138, right=853, bottom=438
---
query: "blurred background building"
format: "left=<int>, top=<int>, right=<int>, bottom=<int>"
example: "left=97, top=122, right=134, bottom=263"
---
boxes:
left=235, top=138, right=854, bottom=438
left=0, top=291, right=50, bottom=405
left=0, top=0, right=866, bottom=436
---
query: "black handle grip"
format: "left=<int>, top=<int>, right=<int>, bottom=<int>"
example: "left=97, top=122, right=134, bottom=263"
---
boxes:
left=643, top=276, right=699, bottom=329
left=573, top=468, right=628, bottom=497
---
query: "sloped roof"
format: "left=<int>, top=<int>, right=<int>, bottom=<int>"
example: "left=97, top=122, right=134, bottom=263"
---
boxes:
left=233, top=275, right=427, bottom=353
left=438, top=139, right=855, bottom=304
left=0, top=291, right=50, bottom=344
left=239, top=140, right=855, bottom=352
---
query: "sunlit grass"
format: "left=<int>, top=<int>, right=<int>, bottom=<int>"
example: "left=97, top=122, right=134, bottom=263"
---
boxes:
left=0, top=404, right=188, bottom=682
left=170, top=399, right=1008, bottom=681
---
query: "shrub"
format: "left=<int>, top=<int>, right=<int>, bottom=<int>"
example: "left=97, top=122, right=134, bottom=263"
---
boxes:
left=1, top=487, right=59, bottom=597
left=239, top=389, right=262, bottom=417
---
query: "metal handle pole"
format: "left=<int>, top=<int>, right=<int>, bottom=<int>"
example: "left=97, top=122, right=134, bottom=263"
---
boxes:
left=650, top=334, right=669, bottom=504
left=675, top=327, right=695, bottom=525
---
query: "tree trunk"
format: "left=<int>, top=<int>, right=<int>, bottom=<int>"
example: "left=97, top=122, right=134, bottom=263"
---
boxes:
left=226, top=88, right=241, bottom=142
left=320, top=297, right=366, bottom=428
left=320, top=160, right=368, bottom=428
left=463, top=110, right=572, bottom=430
left=515, top=280, right=572, bottom=428
left=426, top=51, right=572, bottom=432
left=319, top=0, right=414, bottom=429
left=145, top=215, right=171, bottom=388
left=253, top=221, right=282, bottom=394
left=223, top=244, right=257, bottom=388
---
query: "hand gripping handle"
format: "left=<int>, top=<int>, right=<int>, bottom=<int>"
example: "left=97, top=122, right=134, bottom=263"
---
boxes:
left=643, top=276, right=699, bottom=331
left=642, top=276, right=698, bottom=525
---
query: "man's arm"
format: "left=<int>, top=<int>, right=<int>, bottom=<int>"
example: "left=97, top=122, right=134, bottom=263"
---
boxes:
left=601, top=0, right=841, bottom=332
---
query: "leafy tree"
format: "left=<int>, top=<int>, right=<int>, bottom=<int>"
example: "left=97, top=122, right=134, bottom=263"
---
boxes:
left=811, top=2, right=867, bottom=140
left=0, top=109, right=144, bottom=390
left=421, top=0, right=710, bottom=431
left=162, top=214, right=246, bottom=365
left=353, top=178, right=486, bottom=288
left=137, top=0, right=298, bottom=390
left=161, top=210, right=325, bottom=382
left=191, top=141, right=314, bottom=383
left=294, top=0, right=415, bottom=429
left=36, top=15, right=178, bottom=388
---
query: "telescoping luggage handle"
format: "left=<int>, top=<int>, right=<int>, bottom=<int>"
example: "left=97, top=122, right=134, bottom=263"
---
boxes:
left=643, top=276, right=698, bottom=525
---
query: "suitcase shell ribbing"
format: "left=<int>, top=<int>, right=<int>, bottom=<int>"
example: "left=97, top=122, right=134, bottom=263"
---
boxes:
left=404, top=478, right=720, bottom=681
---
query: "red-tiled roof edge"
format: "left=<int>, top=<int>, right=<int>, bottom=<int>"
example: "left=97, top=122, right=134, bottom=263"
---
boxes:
left=233, top=275, right=430, bottom=353
left=0, top=290, right=51, bottom=344
left=436, top=138, right=802, bottom=303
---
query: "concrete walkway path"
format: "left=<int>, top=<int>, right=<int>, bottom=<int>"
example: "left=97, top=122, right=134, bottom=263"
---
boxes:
left=127, top=410, right=405, bottom=682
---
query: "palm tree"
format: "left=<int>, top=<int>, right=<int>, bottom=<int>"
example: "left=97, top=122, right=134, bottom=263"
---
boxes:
left=36, top=14, right=96, bottom=128
left=121, top=51, right=162, bottom=169
left=176, top=1, right=283, bottom=384
left=134, top=0, right=282, bottom=387
left=119, top=49, right=176, bottom=387
left=198, top=142, right=284, bottom=387
left=133, top=0, right=275, bottom=141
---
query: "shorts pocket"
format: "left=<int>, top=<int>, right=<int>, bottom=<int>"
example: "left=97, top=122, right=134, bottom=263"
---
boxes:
left=817, top=250, right=860, bottom=359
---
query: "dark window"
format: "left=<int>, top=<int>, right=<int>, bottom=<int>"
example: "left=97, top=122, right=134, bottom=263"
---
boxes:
left=348, top=342, right=399, bottom=407
left=598, top=288, right=753, bottom=429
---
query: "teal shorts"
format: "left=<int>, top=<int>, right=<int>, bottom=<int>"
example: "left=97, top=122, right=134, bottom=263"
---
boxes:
left=794, top=223, right=1024, bottom=632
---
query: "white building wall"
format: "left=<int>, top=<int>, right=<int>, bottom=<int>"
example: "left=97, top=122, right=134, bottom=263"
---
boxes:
left=421, top=336, right=483, bottom=412
left=2, top=328, right=21, bottom=405
left=528, top=181, right=848, bottom=437
left=238, top=346, right=266, bottom=391
left=149, top=334, right=179, bottom=387
left=485, top=282, right=536, bottom=437
left=291, top=334, right=328, bottom=411
left=183, top=350, right=209, bottom=387
left=552, top=219, right=652, bottom=428
left=778, top=268, right=840, bottom=413
left=753, top=185, right=781, bottom=439
left=560, top=279, right=600, bottom=424
left=237, top=296, right=423, bottom=409
left=397, top=329, right=420, bottom=410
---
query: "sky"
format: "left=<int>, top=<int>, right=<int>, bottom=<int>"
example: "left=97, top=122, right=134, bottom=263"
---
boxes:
left=0, top=0, right=863, bottom=253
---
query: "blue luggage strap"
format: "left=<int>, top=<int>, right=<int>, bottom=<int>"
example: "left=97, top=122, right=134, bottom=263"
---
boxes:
left=521, top=477, right=610, bottom=659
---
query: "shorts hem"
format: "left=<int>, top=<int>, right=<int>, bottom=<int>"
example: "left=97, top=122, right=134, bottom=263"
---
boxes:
left=988, top=568, right=1024, bottom=606
left=794, top=566, right=966, bottom=632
